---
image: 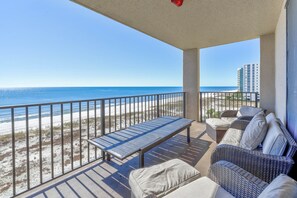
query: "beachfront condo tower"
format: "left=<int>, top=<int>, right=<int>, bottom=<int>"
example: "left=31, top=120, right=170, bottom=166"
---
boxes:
left=237, top=64, right=260, bottom=93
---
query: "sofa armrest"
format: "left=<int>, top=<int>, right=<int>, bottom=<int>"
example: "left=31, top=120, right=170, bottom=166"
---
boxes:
left=230, top=120, right=250, bottom=130
left=211, top=144, right=295, bottom=183
left=208, top=161, right=268, bottom=198
left=220, top=110, right=238, bottom=118
left=237, top=115, right=254, bottom=121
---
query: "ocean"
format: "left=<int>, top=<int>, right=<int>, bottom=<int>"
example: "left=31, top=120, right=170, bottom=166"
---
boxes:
left=0, top=86, right=238, bottom=106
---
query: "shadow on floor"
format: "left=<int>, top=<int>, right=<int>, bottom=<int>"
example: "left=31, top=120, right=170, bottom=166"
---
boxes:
left=28, top=134, right=211, bottom=198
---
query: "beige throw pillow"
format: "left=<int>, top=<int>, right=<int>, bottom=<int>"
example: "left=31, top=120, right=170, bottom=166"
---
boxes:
left=240, top=113, right=268, bottom=150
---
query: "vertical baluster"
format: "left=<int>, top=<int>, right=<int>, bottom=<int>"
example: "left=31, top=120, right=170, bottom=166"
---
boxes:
left=114, top=99, right=117, bottom=131
left=125, top=98, right=127, bottom=128
left=152, top=95, right=155, bottom=119
left=172, top=94, right=175, bottom=116
left=199, top=93, right=202, bottom=122
left=169, top=94, right=171, bottom=116
left=240, top=92, right=242, bottom=109
left=255, top=92, right=258, bottom=107
left=87, top=101, right=90, bottom=162
left=94, top=101, right=97, bottom=158
left=145, top=96, right=147, bottom=121
left=39, top=106, right=43, bottom=184
left=142, top=96, right=144, bottom=122
left=218, top=92, right=222, bottom=117
left=25, top=107, right=30, bottom=189
left=133, top=97, right=136, bottom=124
left=61, top=104, right=64, bottom=174
left=50, top=105, right=54, bottom=178
left=148, top=96, right=150, bottom=119
left=79, top=102, right=82, bottom=166
left=205, top=92, right=209, bottom=118
left=129, top=97, right=131, bottom=126
left=70, top=103, right=73, bottom=170
left=165, top=94, right=168, bottom=116
left=232, top=92, right=235, bottom=110
left=207, top=93, right=212, bottom=118
left=162, top=95, right=164, bottom=117
left=138, top=96, right=140, bottom=123
left=203, top=93, right=206, bottom=120
left=11, top=108, right=16, bottom=196
left=120, top=98, right=122, bottom=129
left=156, top=94, right=160, bottom=117
left=204, top=93, right=206, bottom=121
left=170, top=94, right=172, bottom=116
left=205, top=92, right=207, bottom=121
left=100, top=100, right=105, bottom=159
left=151, top=96, right=153, bottom=118
left=224, top=93, right=226, bottom=113
left=109, top=100, right=111, bottom=133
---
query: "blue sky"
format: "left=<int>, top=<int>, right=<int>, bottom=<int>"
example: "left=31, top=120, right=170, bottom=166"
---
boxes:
left=0, top=0, right=259, bottom=88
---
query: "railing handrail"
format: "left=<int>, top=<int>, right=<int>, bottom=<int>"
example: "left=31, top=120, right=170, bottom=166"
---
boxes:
left=200, top=91, right=258, bottom=94
left=0, top=92, right=185, bottom=109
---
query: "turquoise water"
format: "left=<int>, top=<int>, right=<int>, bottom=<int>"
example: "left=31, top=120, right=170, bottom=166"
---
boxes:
left=0, top=86, right=238, bottom=106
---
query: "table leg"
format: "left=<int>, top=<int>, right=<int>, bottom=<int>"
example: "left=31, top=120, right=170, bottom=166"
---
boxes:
left=187, top=127, right=191, bottom=143
left=107, top=153, right=111, bottom=161
left=139, top=152, right=144, bottom=168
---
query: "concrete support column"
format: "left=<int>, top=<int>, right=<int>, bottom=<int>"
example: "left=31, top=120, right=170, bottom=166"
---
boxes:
left=260, top=33, right=276, bottom=113
left=183, top=49, right=200, bottom=121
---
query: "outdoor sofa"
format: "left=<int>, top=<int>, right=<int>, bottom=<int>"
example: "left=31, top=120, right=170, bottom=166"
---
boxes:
left=206, top=106, right=264, bottom=143
left=220, top=106, right=265, bottom=123
left=211, top=112, right=297, bottom=183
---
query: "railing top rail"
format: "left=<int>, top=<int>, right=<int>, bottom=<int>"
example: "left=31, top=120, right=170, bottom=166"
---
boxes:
left=0, top=91, right=185, bottom=109
left=200, top=91, right=259, bottom=94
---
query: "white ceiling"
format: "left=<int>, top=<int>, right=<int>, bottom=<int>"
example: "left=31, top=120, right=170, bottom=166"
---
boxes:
left=72, top=0, right=284, bottom=50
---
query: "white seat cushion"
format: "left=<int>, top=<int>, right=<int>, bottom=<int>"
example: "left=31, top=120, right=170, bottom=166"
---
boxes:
left=129, top=159, right=200, bottom=198
left=258, top=174, right=297, bottom=198
left=262, top=121, right=287, bottom=156
left=206, top=118, right=230, bottom=130
left=164, top=177, right=234, bottom=198
left=219, top=128, right=243, bottom=146
left=240, top=113, right=268, bottom=150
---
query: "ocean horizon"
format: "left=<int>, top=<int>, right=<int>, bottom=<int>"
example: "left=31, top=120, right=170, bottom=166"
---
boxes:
left=0, top=86, right=238, bottom=107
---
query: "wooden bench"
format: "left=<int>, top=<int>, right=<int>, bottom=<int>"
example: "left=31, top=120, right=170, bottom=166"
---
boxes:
left=88, top=116, right=193, bottom=167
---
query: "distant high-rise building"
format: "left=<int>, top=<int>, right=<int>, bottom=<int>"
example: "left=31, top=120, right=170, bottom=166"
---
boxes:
left=237, top=64, right=260, bottom=93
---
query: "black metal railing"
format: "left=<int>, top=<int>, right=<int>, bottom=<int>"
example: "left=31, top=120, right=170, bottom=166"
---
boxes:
left=200, top=92, right=259, bottom=122
left=0, top=92, right=185, bottom=197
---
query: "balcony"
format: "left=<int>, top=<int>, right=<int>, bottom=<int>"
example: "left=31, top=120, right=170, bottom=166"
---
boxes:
left=1, top=0, right=297, bottom=197
left=0, top=92, right=259, bottom=197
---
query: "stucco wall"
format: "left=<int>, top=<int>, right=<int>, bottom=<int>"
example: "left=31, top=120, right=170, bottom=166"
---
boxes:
left=275, top=1, right=287, bottom=123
